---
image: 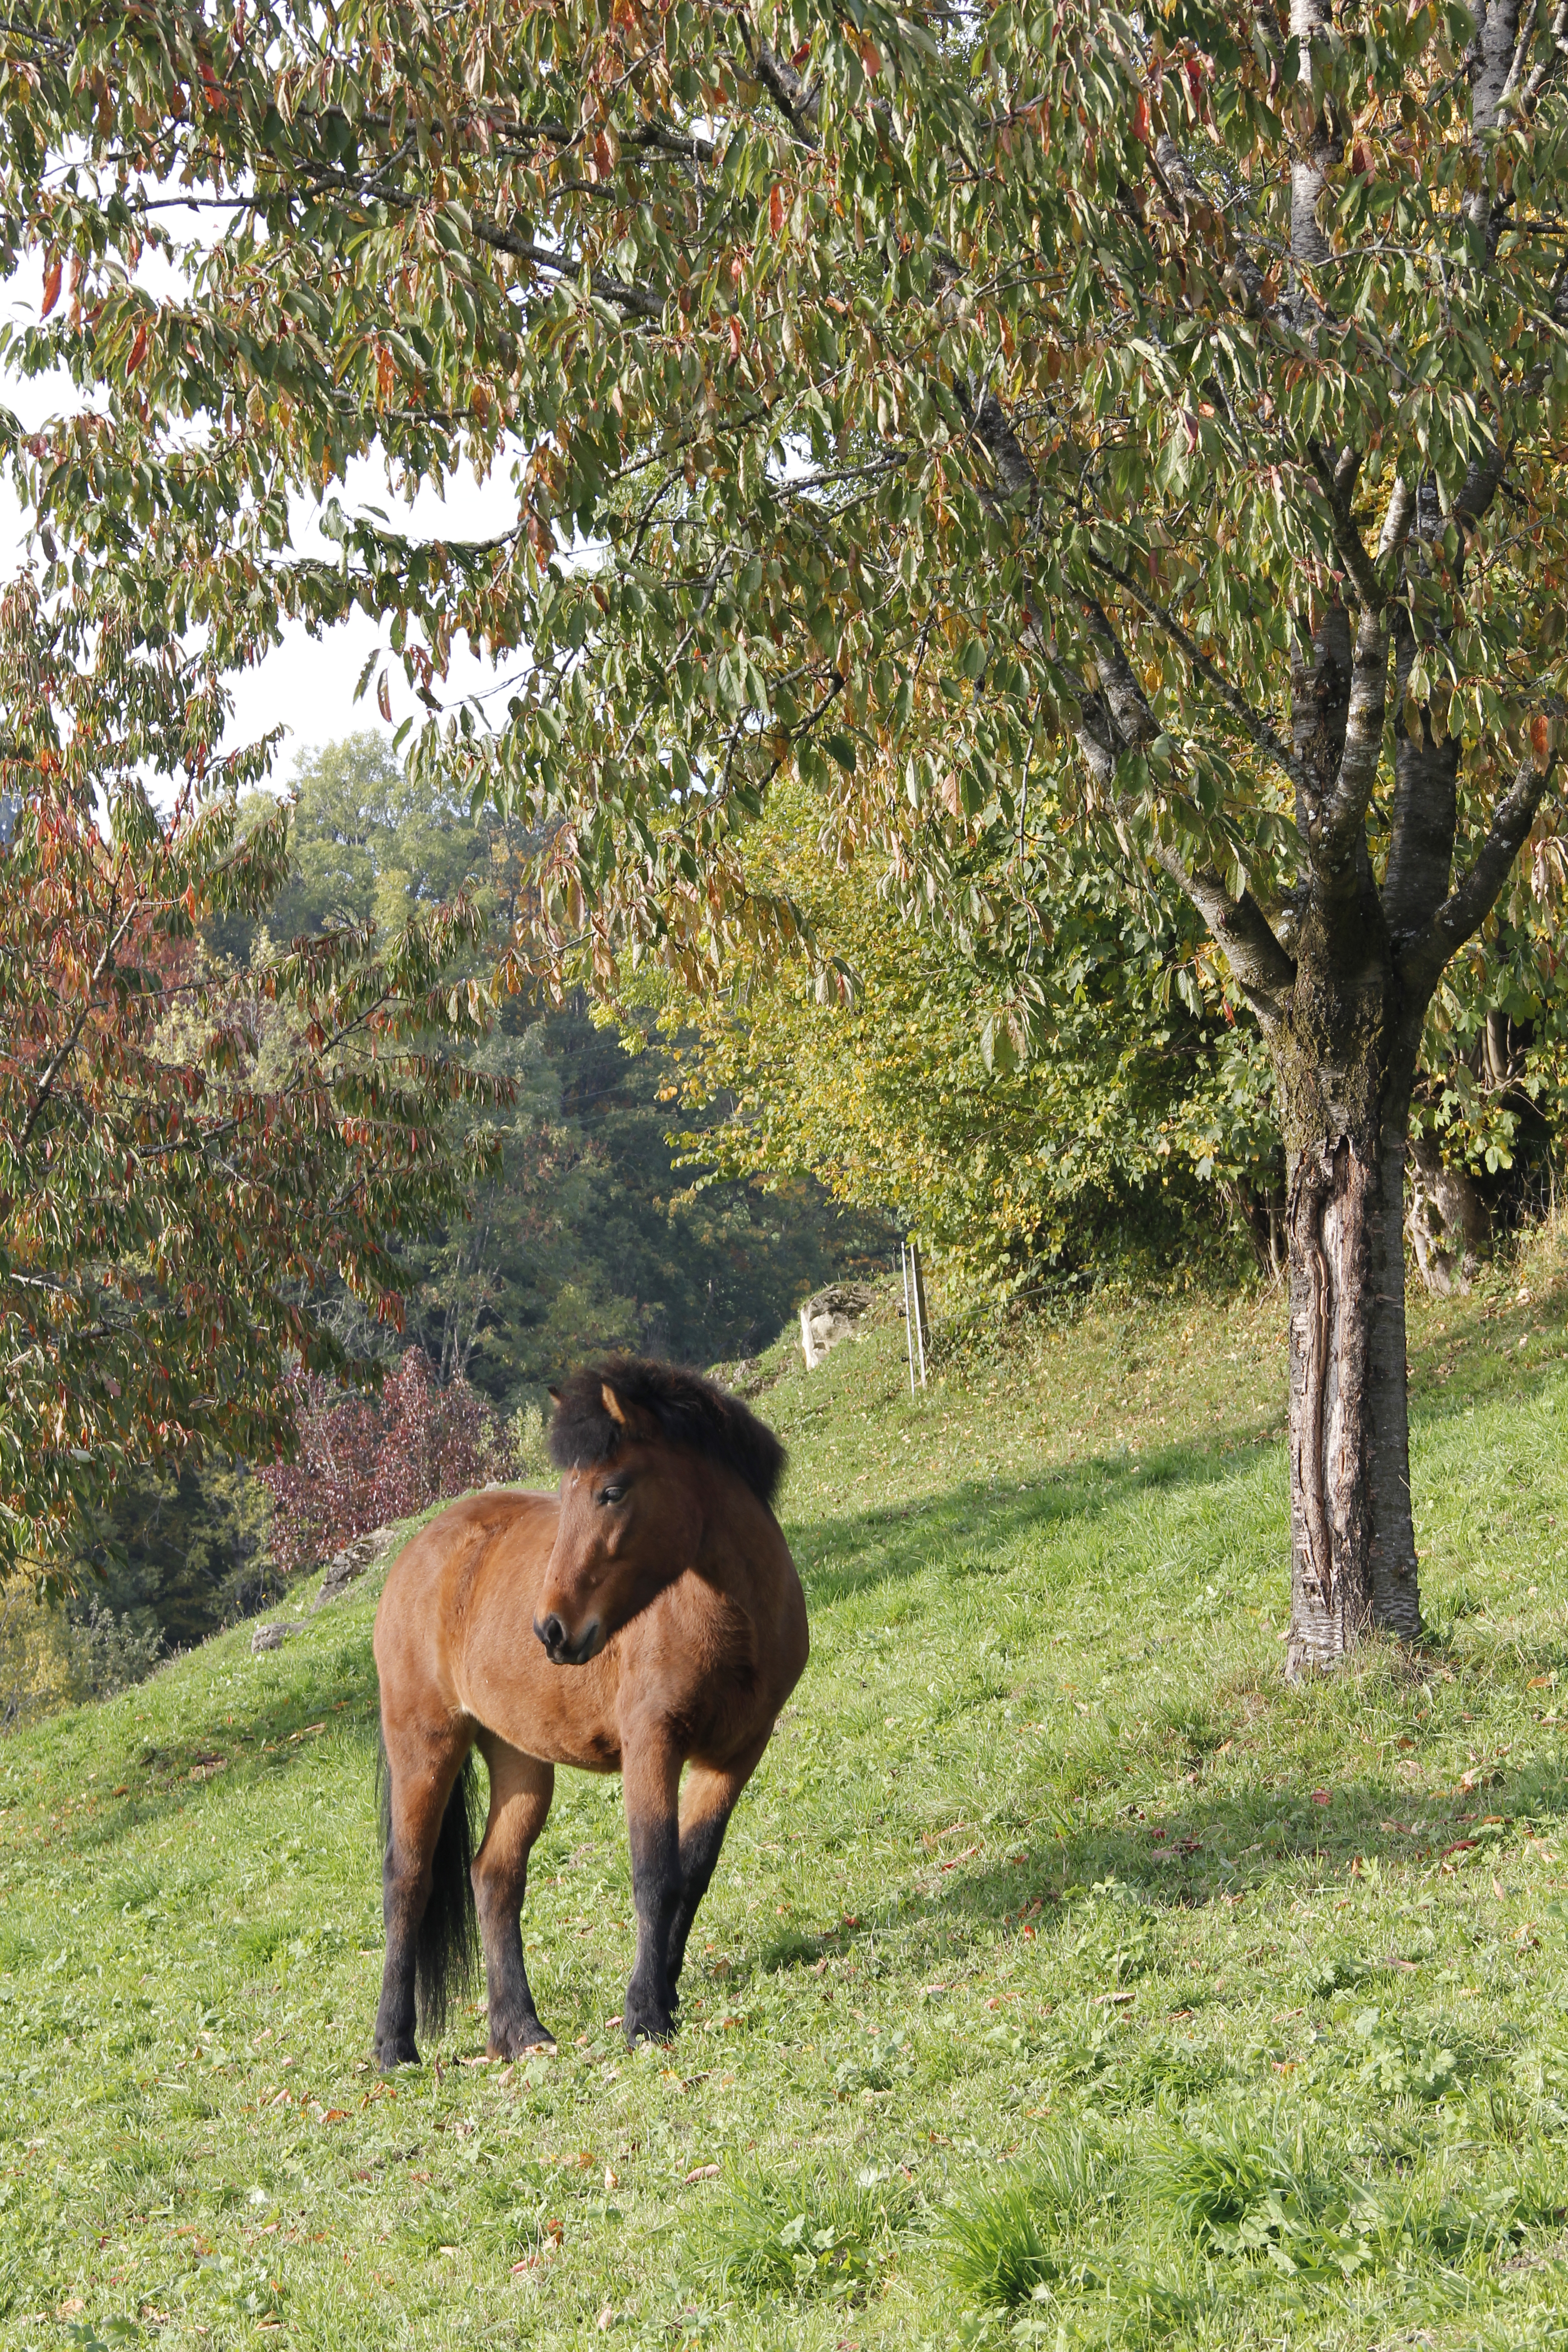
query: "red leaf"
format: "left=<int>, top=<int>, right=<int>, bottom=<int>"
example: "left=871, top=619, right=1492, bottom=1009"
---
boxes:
left=377, top=671, right=392, bottom=723
left=126, top=320, right=148, bottom=375
left=769, top=184, right=784, bottom=240
left=40, top=259, right=62, bottom=319
left=728, top=314, right=744, bottom=360
left=1531, top=711, right=1551, bottom=769
left=1132, top=93, right=1150, bottom=146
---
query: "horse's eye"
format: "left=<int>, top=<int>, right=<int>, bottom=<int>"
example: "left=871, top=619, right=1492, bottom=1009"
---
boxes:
left=598, top=1483, right=626, bottom=1506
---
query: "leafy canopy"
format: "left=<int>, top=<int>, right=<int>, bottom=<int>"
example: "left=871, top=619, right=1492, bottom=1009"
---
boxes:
left=2, top=0, right=1566, bottom=1106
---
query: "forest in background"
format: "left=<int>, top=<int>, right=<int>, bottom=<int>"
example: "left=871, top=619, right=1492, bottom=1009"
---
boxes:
left=15, top=714, right=1567, bottom=1713
left=41, top=736, right=890, bottom=1679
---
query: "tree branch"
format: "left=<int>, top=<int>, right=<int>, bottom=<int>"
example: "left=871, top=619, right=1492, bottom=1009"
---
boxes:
left=470, top=220, right=664, bottom=320
left=1088, top=553, right=1308, bottom=796
left=733, top=14, right=821, bottom=147
left=1149, top=838, right=1298, bottom=1026
left=1401, top=747, right=1560, bottom=996
left=1304, top=439, right=1392, bottom=612
left=1069, top=601, right=1296, bottom=1026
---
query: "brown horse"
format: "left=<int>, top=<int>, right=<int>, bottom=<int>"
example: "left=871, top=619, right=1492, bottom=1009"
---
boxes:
left=371, top=1358, right=807, bottom=2065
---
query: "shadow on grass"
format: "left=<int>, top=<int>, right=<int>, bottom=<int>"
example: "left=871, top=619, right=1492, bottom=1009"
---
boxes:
left=784, top=1303, right=1566, bottom=1612
left=788, top=1428, right=1284, bottom=1607
left=35, top=1637, right=381, bottom=1860
left=745, top=1740, right=1568, bottom=1992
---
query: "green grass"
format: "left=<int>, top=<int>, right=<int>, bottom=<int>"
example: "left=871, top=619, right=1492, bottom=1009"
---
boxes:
left=6, top=1233, right=1568, bottom=2350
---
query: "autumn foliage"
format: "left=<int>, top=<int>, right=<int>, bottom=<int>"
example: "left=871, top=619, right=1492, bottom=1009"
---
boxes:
left=256, top=1352, right=503, bottom=1578
left=0, top=571, right=507, bottom=1587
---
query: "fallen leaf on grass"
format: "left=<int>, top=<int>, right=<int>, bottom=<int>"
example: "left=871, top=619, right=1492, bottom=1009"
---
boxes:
left=683, top=2163, right=720, bottom=2184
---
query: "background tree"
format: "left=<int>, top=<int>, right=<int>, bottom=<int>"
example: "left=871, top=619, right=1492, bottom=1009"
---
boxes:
left=658, top=799, right=1568, bottom=1308
left=230, top=738, right=891, bottom=1403
left=6, top=1, right=1568, bottom=1668
left=648, top=776, right=1276, bottom=1302
left=0, top=619, right=501, bottom=1589
left=258, top=1349, right=503, bottom=1578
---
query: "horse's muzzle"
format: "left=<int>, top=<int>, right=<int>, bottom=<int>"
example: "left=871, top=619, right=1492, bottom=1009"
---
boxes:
left=534, top=1612, right=603, bottom=1666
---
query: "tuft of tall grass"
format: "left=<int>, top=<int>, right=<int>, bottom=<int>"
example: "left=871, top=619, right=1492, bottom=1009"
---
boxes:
left=943, top=2128, right=1120, bottom=2309
left=693, top=2160, right=914, bottom=2306
left=1150, top=2110, right=1333, bottom=2255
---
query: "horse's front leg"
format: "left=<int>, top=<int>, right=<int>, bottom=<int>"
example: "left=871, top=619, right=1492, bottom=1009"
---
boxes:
left=664, top=1740, right=768, bottom=2002
left=620, top=1726, right=682, bottom=2046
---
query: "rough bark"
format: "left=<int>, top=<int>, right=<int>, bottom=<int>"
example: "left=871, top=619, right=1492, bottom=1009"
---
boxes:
left=1276, top=877, right=1422, bottom=1673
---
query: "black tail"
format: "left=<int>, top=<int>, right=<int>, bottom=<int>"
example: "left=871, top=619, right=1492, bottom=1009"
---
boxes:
left=377, top=1734, right=480, bottom=2041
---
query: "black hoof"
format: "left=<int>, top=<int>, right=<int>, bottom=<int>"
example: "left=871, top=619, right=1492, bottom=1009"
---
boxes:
left=490, top=2021, right=557, bottom=2059
left=622, top=1991, right=676, bottom=2047
left=377, top=2039, right=420, bottom=2070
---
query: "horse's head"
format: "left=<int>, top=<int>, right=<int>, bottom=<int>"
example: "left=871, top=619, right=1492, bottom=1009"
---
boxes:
left=533, top=1377, right=703, bottom=1665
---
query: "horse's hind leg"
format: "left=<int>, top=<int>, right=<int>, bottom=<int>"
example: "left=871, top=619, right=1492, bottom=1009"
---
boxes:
left=665, top=1744, right=767, bottom=2001
left=375, top=1716, right=473, bottom=2069
left=472, top=1734, right=557, bottom=2058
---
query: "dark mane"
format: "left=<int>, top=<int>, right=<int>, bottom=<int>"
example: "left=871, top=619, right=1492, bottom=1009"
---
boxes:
left=548, top=1356, right=786, bottom=1511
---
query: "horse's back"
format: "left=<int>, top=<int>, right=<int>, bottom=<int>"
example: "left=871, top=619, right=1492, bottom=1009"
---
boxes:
left=374, top=1488, right=558, bottom=1714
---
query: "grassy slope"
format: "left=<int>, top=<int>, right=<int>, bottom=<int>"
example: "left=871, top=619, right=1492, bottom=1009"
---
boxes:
left=4, top=1239, right=1568, bottom=2352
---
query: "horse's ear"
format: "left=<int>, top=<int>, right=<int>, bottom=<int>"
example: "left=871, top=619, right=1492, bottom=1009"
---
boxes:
left=600, top=1382, right=628, bottom=1426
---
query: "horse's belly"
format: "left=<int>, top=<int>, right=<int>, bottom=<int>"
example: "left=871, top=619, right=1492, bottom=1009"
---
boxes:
left=463, top=1651, right=624, bottom=1775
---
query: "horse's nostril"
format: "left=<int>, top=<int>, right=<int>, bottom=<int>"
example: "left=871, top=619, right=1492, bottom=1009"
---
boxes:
left=535, top=1613, right=565, bottom=1653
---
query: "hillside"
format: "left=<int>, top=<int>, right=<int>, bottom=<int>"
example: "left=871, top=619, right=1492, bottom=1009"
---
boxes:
left=4, top=1243, right=1568, bottom=2352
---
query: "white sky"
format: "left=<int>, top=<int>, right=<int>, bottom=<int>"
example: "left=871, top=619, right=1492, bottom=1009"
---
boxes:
left=2, top=236, right=520, bottom=787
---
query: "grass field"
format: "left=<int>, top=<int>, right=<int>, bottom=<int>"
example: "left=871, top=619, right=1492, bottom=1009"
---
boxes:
left=5, top=1235, right=1568, bottom=2352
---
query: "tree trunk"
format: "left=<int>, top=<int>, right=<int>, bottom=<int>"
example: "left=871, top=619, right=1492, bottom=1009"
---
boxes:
left=1224, top=1179, right=1288, bottom=1286
left=1407, top=1135, right=1488, bottom=1295
left=1278, top=908, right=1423, bottom=1676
